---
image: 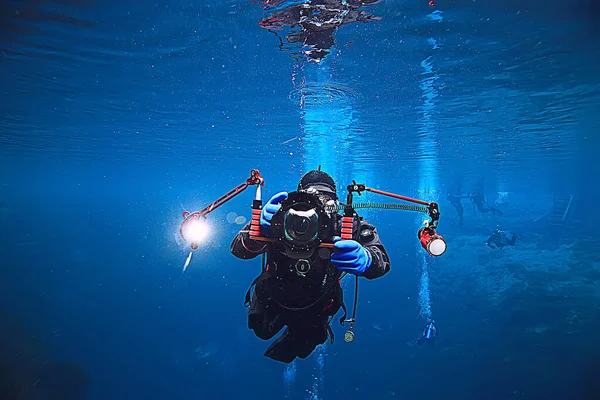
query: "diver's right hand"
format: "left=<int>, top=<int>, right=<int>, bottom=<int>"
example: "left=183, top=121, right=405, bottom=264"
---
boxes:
left=260, top=191, right=288, bottom=237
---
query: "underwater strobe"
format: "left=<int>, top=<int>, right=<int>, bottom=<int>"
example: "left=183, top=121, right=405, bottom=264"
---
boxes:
left=179, top=169, right=265, bottom=251
left=418, top=221, right=446, bottom=256
left=417, top=203, right=446, bottom=257
left=346, top=183, right=447, bottom=258
left=180, top=211, right=209, bottom=250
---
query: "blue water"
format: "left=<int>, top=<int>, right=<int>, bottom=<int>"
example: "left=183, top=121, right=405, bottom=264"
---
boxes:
left=1, top=0, right=599, bottom=399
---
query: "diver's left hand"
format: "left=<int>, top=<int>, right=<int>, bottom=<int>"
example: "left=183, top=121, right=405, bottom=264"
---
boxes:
left=331, top=237, right=372, bottom=275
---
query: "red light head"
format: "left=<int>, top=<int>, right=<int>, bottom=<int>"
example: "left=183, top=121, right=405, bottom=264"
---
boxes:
left=418, top=227, right=446, bottom=256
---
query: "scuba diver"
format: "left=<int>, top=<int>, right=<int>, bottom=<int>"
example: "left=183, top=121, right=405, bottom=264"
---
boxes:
left=446, top=192, right=470, bottom=225
left=486, top=228, right=517, bottom=249
left=256, top=0, right=382, bottom=63
left=417, top=320, right=437, bottom=347
left=470, top=190, right=503, bottom=216
left=230, top=169, right=391, bottom=363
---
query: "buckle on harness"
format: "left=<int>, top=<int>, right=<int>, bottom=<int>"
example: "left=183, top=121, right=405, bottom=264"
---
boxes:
left=294, top=259, right=311, bottom=277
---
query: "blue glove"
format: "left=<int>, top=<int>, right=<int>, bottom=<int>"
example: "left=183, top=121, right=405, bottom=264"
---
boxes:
left=331, top=237, right=372, bottom=275
left=260, top=191, right=288, bottom=237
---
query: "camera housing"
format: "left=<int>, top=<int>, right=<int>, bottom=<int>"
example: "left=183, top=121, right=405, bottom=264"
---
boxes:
left=270, top=190, right=335, bottom=259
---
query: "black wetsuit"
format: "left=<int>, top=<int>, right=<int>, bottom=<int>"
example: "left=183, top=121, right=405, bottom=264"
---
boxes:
left=230, top=214, right=390, bottom=363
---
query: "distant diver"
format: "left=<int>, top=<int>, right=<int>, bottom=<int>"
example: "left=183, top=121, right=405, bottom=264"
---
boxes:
left=486, top=228, right=517, bottom=249
left=417, top=320, right=437, bottom=347
left=256, top=0, right=382, bottom=63
left=470, top=190, right=503, bottom=216
left=446, top=192, right=470, bottom=225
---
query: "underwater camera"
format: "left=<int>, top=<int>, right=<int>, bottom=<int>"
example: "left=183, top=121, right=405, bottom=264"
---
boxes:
left=270, top=190, right=335, bottom=259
